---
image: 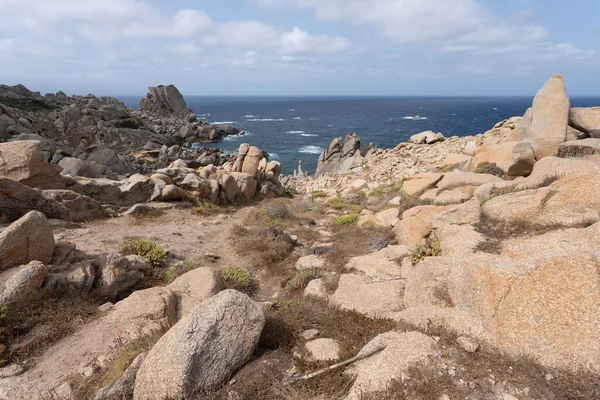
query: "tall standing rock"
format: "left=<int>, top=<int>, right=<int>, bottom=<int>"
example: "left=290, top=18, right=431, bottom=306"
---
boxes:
left=509, top=75, right=569, bottom=175
left=133, top=290, right=265, bottom=399
left=139, top=85, right=189, bottom=117
left=0, top=141, right=65, bottom=189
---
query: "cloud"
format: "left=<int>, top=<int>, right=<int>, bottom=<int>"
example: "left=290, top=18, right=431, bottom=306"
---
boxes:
left=251, top=0, right=593, bottom=60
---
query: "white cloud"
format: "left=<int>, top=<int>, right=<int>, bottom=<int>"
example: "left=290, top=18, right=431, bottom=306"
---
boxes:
left=0, top=38, right=14, bottom=52
left=280, top=27, right=349, bottom=54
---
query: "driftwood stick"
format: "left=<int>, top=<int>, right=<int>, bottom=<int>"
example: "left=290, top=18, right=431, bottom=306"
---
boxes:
left=286, top=345, right=386, bottom=384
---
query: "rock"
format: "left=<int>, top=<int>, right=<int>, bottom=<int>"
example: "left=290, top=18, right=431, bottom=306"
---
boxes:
left=388, top=196, right=402, bottom=206
left=44, top=259, right=97, bottom=297
left=435, top=171, right=502, bottom=194
left=0, top=178, right=70, bottom=222
left=180, top=174, right=209, bottom=197
left=331, top=274, right=403, bottom=318
left=409, top=130, right=445, bottom=144
left=0, top=141, right=65, bottom=189
left=465, top=142, right=516, bottom=174
left=345, top=245, right=409, bottom=279
left=94, top=353, right=146, bottom=400
left=402, top=173, right=443, bottom=198
left=433, top=187, right=474, bottom=205
left=139, top=85, right=189, bottom=117
left=440, top=153, right=472, bottom=168
left=77, top=175, right=155, bottom=207
left=241, top=146, right=262, bottom=177
left=93, top=253, right=144, bottom=300
left=558, top=138, right=600, bottom=158
left=0, top=287, right=176, bottom=399
left=231, top=172, right=257, bottom=201
left=160, top=184, right=187, bottom=202
left=179, top=124, right=196, bottom=139
left=0, top=261, right=47, bottom=305
left=133, top=290, right=265, bottom=399
left=315, top=132, right=362, bottom=177
left=303, top=278, right=328, bottom=299
left=0, top=211, right=54, bottom=270
left=86, top=148, right=132, bottom=175
left=219, top=173, right=239, bottom=202
left=374, top=208, right=399, bottom=227
left=456, top=336, right=479, bottom=353
left=515, top=157, right=600, bottom=191
left=166, top=267, right=221, bottom=320
left=393, top=205, right=453, bottom=247
left=302, top=329, right=320, bottom=340
left=305, top=338, right=341, bottom=361
left=345, top=331, right=438, bottom=400
left=569, top=107, right=600, bottom=133
left=296, top=255, right=326, bottom=270
left=510, top=75, right=569, bottom=170
left=122, top=203, right=164, bottom=218
left=42, top=190, right=106, bottom=222
left=508, top=141, right=537, bottom=176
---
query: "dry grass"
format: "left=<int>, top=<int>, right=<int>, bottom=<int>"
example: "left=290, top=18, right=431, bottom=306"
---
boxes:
left=231, top=226, right=296, bottom=275
left=0, top=295, right=98, bottom=365
left=162, top=260, right=203, bottom=283
left=324, top=225, right=396, bottom=272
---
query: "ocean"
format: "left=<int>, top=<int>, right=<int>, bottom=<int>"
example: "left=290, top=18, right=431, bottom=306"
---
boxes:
left=119, top=96, right=600, bottom=175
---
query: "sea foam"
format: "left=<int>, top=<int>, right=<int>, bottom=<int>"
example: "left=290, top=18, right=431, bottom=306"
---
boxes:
left=299, top=145, right=323, bottom=154
left=286, top=130, right=305, bottom=134
left=247, top=118, right=285, bottom=122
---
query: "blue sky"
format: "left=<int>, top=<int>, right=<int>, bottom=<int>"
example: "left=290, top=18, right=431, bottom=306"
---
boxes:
left=0, top=0, right=598, bottom=96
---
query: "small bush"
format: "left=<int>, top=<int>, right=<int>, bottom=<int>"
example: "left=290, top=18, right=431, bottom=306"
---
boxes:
left=474, top=162, right=504, bottom=177
left=368, top=187, right=386, bottom=197
left=410, top=239, right=442, bottom=264
left=119, top=239, right=167, bottom=268
left=219, top=267, right=258, bottom=296
left=333, top=213, right=360, bottom=225
left=287, top=269, right=323, bottom=292
left=193, top=202, right=222, bottom=216
left=263, top=202, right=294, bottom=220
left=327, top=197, right=347, bottom=210
left=309, top=190, right=327, bottom=199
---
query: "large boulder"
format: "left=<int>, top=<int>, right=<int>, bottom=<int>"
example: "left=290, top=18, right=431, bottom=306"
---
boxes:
left=166, top=267, right=222, bottom=320
left=315, top=132, right=362, bottom=177
left=241, top=146, right=262, bottom=177
left=0, top=211, right=54, bottom=270
left=509, top=76, right=569, bottom=175
left=0, top=260, right=48, bottom=305
left=92, top=253, right=144, bottom=300
left=0, top=140, right=65, bottom=189
left=133, top=290, right=265, bottom=399
left=408, top=130, right=445, bottom=145
left=0, top=178, right=70, bottom=222
left=42, top=190, right=106, bottom=222
left=139, top=85, right=188, bottom=117
left=75, top=174, right=155, bottom=206
left=231, top=172, right=257, bottom=201
left=569, top=107, right=600, bottom=134
left=558, top=138, right=600, bottom=158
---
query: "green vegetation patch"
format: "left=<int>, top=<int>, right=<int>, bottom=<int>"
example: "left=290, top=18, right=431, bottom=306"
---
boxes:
left=119, top=239, right=167, bottom=268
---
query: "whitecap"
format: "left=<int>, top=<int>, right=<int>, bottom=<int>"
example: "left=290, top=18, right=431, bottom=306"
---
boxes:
left=493, top=108, right=498, bottom=110
left=299, top=145, right=323, bottom=154
left=290, top=108, right=296, bottom=111
left=242, top=115, right=256, bottom=118
left=247, top=118, right=285, bottom=122
left=211, top=121, right=237, bottom=125
left=301, top=134, right=318, bottom=137
left=269, top=153, right=280, bottom=160
left=292, top=117, right=301, bottom=120
left=401, top=116, right=428, bottom=120
left=285, top=130, right=305, bottom=134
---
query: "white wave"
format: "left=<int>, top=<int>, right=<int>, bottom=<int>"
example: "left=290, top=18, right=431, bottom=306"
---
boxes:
left=242, top=115, right=256, bottom=118
left=286, top=130, right=305, bottom=134
left=247, top=118, right=285, bottom=122
left=401, top=116, right=428, bottom=120
left=269, top=153, right=280, bottom=160
left=301, top=134, right=318, bottom=137
left=292, top=117, right=301, bottom=120
left=290, top=108, right=296, bottom=111
left=299, top=145, right=323, bottom=154
left=211, top=121, right=237, bottom=125
left=493, top=108, right=498, bottom=110
left=224, top=135, right=242, bottom=141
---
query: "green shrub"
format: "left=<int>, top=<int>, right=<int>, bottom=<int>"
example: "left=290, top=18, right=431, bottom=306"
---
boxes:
left=309, top=190, right=327, bottom=199
left=474, top=162, right=504, bottom=177
left=219, top=266, right=258, bottom=296
left=327, top=197, right=347, bottom=210
left=410, top=239, right=442, bottom=264
left=368, top=187, right=386, bottom=197
left=333, top=213, right=360, bottom=225
left=287, top=269, right=323, bottom=292
left=263, top=202, right=294, bottom=220
left=119, top=239, right=167, bottom=268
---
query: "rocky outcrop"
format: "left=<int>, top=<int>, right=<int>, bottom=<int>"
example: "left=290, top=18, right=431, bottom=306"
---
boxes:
left=0, top=211, right=54, bottom=270
left=139, top=85, right=189, bottom=117
left=133, top=290, right=265, bottom=399
left=0, top=260, right=48, bottom=305
left=315, top=132, right=362, bottom=177
left=409, top=130, right=445, bottom=145
left=509, top=75, right=570, bottom=175
left=569, top=107, right=600, bottom=135
left=0, top=140, right=65, bottom=189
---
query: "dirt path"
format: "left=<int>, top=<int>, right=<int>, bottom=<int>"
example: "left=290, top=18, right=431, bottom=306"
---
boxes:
left=54, top=205, right=255, bottom=268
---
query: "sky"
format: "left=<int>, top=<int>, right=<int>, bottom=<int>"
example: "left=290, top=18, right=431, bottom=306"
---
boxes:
left=0, top=0, right=599, bottom=96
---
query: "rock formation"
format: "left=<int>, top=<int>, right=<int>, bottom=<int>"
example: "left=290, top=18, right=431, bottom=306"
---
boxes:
left=315, top=132, right=362, bottom=177
left=139, top=85, right=189, bottom=117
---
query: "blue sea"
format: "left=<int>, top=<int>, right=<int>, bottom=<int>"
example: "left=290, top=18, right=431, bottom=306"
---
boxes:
left=119, top=96, right=600, bottom=175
